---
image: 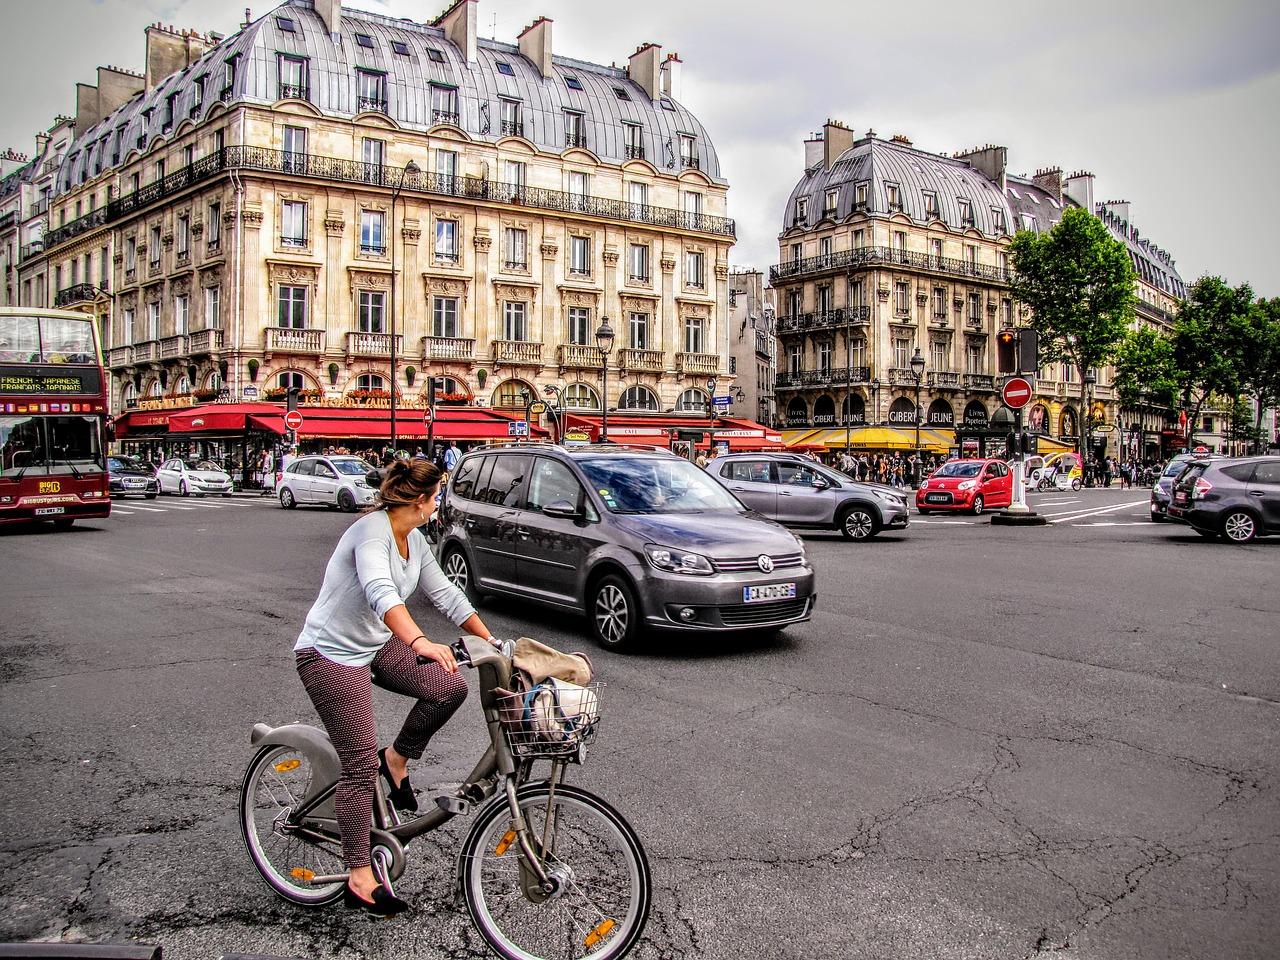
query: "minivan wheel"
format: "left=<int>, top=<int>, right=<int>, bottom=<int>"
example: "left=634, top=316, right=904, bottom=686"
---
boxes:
left=839, top=506, right=878, bottom=541
left=592, top=575, right=638, bottom=652
left=443, top=547, right=481, bottom=604
left=1222, top=510, right=1258, bottom=543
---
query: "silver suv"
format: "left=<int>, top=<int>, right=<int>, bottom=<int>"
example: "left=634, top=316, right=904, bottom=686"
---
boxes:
left=436, top=444, right=816, bottom=650
left=706, top=452, right=910, bottom=540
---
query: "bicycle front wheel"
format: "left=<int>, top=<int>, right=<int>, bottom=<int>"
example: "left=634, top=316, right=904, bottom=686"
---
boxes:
left=459, top=784, right=650, bottom=960
left=240, top=744, right=346, bottom=906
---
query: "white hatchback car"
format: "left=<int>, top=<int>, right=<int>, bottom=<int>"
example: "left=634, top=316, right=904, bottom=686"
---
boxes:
left=278, top=455, right=377, bottom=512
left=157, top=458, right=234, bottom=497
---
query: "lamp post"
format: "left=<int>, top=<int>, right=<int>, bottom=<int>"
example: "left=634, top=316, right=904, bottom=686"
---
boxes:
left=869, top=377, right=881, bottom=426
left=595, top=316, right=615, bottom=442
left=1084, top=370, right=1096, bottom=480
left=389, top=158, right=420, bottom=455
left=542, top=383, right=565, bottom=444
left=910, top=347, right=926, bottom=475
left=705, top=376, right=717, bottom=422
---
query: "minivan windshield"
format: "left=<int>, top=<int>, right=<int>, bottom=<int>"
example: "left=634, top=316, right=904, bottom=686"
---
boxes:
left=933, top=461, right=983, bottom=479
left=577, top=456, right=742, bottom=513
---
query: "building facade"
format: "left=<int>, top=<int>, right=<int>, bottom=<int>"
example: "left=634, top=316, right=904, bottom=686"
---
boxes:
left=771, top=121, right=1187, bottom=459
left=726, top=269, right=775, bottom=427
left=39, top=0, right=734, bottom=423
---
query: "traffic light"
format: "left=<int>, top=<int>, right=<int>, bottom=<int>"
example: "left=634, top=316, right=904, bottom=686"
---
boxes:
left=286, top=386, right=300, bottom=412
left=996, top=329, right=1017, bottom=373
left=1017, top=328, right=1038, bottom=374
left=1005, top=431, right=1020, bottom=457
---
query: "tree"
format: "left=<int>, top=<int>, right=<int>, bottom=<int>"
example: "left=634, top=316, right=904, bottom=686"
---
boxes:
left=1008, top=206, right=1136, bottom=453
left=1169, top=277, right=1254, bottom=448
left=1113, top=326, right=1178, bottom=412
left=1238, top=298, right=1280, bottom=453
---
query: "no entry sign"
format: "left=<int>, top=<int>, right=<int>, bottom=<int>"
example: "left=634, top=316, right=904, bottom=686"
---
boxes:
left=284, top=410, right=305, bottom=431
left=1001, top=377, right=1034, bottom=410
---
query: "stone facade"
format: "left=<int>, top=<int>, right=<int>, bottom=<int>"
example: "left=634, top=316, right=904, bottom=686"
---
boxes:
left=726, top=270, right=775, bottom=427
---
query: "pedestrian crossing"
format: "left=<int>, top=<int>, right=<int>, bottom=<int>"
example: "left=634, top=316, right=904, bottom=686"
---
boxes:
left=107, top=496, right=275, bottom=518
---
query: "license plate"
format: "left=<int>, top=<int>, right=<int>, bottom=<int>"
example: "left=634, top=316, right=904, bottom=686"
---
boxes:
left=1175, top=492, right=1187, bottom=503
left=35, top=507, right=65, bottom=516
left=926, top=494, right=949, bottom=503
left=743, top=582, right=796, bottom=603
left=125, top=479, right=145, bottom=487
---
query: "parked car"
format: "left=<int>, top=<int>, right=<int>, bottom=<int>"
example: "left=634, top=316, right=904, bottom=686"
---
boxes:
left=916, top=458, right=1012, bottom=515
left=706, top=452, right=909, bottom=541
left=277, top=455, right=378, bottom=511
left=1150, top=453, right=1203, bottom=521
left=437, top=444, right=816, bottom=650
left=107, top=455, right=158, bottom=499
left=156, top=458, right=233, bottom=497
left=1167, top=456, right=1280, bottom=543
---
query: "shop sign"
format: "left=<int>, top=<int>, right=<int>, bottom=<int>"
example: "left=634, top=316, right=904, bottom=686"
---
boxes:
left=138, top=395, right=198, bottom=411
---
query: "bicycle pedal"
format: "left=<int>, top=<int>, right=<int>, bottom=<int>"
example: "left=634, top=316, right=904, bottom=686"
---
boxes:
left=435, top=794, right=469, bottom=815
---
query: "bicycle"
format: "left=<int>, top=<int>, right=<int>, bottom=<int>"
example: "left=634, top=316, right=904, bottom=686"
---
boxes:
left=239, top=636, right=651, bottom=960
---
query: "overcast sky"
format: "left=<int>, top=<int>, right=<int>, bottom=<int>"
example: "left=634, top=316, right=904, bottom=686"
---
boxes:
left=3, top=0, right=1277, bottom=296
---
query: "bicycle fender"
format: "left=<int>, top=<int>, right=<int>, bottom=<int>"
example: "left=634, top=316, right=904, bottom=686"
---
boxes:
left=250, top=722, right=342, bottom=804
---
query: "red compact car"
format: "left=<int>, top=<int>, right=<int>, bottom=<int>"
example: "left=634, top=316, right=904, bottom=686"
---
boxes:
left=916, top=458, right=1012, bottom=515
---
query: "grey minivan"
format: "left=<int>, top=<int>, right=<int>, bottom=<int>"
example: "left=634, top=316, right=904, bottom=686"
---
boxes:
left=436, top=444, right=816, bottom=650
left=707, top=452, right=910, bottom=540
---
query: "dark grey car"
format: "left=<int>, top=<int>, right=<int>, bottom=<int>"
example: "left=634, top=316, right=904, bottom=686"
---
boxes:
left=436, top=444, right=816, bottom=650
left=706, top=452, right=910, bottom=540
left=1168, top=456, right=1280, bottom=543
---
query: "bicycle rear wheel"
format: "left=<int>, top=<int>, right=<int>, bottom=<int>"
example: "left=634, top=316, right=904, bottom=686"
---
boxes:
left=239, top=744, right=346, bottom=905
left=459, top=784, right=650, bottom=960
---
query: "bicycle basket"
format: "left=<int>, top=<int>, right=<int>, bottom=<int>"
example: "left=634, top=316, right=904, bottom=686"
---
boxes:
left=495, top=680, right=602, bottom=759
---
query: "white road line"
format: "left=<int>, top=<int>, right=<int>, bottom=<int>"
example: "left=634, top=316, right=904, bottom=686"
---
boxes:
left=1039, top=498, right=1082, bottom=505
left=1075, top=521, right=1152, bottom=526
left=181, top=501, right=225, bottom=508
left=110, top=508, right=136, bottom=515
left=160, top=504, right=198, bottom=510
left=914, top=519, right=974, bottom=525
left=1048, top=500, right=1149, bottom=524
left=118, top=503, right=165, bottom=512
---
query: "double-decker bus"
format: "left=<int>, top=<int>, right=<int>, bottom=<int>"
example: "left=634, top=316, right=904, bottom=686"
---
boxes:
left=0, top=307, right=111, bottom=528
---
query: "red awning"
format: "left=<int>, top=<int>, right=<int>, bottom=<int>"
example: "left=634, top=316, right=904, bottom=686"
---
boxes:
left=168, top=402, right=288, bottom=434
left=248, top=406, right=547, bottom=442
left=112, top=409, right=177, bottom=437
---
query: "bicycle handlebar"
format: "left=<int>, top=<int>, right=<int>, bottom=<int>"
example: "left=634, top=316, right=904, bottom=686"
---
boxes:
left=415, top=637, right=513, bottom=668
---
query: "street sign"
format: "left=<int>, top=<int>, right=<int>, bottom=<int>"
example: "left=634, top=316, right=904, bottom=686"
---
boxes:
left=283, top=410, right=304, bottom=431
left=242, top=386, right=259, bottom=399
left=712, top=395, right=734, bottom=405
left=508, top=420, right=529, bottom=437
left=1001, top=376, right=1034, bottom=410
left=528, top=400, right=547, bottom=415
left=422, top=409, right=432, bottom=423
left=564, top=429, right=591, bottom=445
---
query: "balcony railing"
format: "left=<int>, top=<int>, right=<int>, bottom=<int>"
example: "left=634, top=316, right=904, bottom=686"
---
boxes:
left=106, top=346, right=132, bottom=368
left=500, top=120, right=524, bottom=137
left=264, top=327, right=325, bottom=355
left=18, top=240, right=44, bottom=262
left=565, top=133, right=587, bottom=148
left=617, top=347, right=663, bottom=372
left=422, top=336, right=475, bottom=362
left=160, top=335, right=189, bottom=360
left=558, top=344, right=605, bottom=369
left=755, top=333, right=771, bottom=358
left=53, top=283, right=104, bottom=307
left=433, top=110, right=460, bottom=126
left=187, top=329, right=224, bottom=355
left=963, top=374, right=996, bottom=391
left=42, top=146, right=736, bottom=253
left=357, top=96, right=388, bottom=114
left=279, top=83, right=309, bottom=101
left=888, top=367, right=921, bottom=387
left=770, top=245, right=1011, bottom=285
left=776, top=306, right=871, bottom=334
left=681, top=156, right=700, bottom=170
left=774, top=366, right=872, bottom=389
left=345, top=331, right=401, bottom=359
left=492, top=340, right=543, bottom=365
left=133, top=340, right=158, bottom=363
left=625, top=144, right=645, bottom=160
left=676, top=352, right=719, bottom=377
left=928, top=371, right=962, bottom=389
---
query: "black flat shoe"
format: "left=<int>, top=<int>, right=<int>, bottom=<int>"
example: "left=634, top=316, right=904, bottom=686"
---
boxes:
left=343, top=882, right=409, bottom=916
left=378, top=747, right=418, bottom=813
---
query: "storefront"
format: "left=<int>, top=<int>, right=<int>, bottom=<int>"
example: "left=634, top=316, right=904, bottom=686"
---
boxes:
left=560, top=414, right=782, bottom=453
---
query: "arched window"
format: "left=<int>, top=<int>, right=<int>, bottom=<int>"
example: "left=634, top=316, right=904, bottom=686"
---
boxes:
left=784, top=396, right=808, bottom=427
left=963, top=400, right=988, bottom=427
left=356, top=373, right=385, bottom=392
left=436, top=376, right=468, bottom=397
left=206, top=371, right=224, bottom=392
left=841, top=394, right=865, bottom=425
left=676, top=388, right=707, bottom=413
left=926, top=398, right=954, bottom=428
left=492, top=378, right=534, bottom=408
left=1028, top=403, right=1049, bottom=435
left=564, top=383, right=600, bottom=410
left=174, top=375, right=191, bottom=395
left=619, top=385, right=659, bottom=411
left=146, top=380, right=161, bottom=398
left=279, top=371, right=305, bottom=390
left=813, top=395, right=836, bottom=426
left=888, top=397, right=917, bottom=426
left=1060, top=406, right=1078, bottom=439
left=121, top=381, right=138, bottom=408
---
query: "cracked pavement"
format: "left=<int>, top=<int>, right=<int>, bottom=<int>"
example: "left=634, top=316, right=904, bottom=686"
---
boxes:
left=0, top=490, right=1277, bottom=958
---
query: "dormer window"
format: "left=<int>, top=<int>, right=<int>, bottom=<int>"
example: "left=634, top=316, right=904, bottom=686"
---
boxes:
left=613, top=86, right=631, bottom=101
left=958, top=197, right=974, bottom=226
left=794, top=197, right=809, bottom=226
left=426, top=47, right=445, bottom=63
left=391, top=40, right=410, bottom=57
left=278, top=56, right=309, bottom=101
left=923, top=191, right=939, bottom=218
left=854, top=181, right=868, bottom=210
left=193, top=76, right=205, bottom=108
left=354, top=33, right=375, bottom=49
left=496, top=60, right=515, bottom=76
left=564, top=75, right=583, bottom=90
left=885, top=182, right=902, bottom=212
left=992, top=207, right=1007, bottom=233
left=276, top=17, right=297, bottom=33
left=660, top=97, right=676, bottom=111
left=824, top=188, right=839, bottom=217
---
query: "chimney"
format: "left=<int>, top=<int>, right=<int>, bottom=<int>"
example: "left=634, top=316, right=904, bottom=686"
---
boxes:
left=955, top=144, right=1007, bottom=190
left=1101, top=199, right=1131, bottom=226
left=889, top=133, right=913, bottom=147
left=518, top=17, right=553, bottom=78
left=1063, top=170, right=1095, bottom=212
left=35, top=131, right=51, bottom=156
left=97, top=66, right=146, bottom=119
left=823, top=119, right=853, bottom=171
left=0, top=149, right=29, bottom=178
left=803, top=131, right=823, bottom=170
left=314, top=0, right=342, bottom=36
left=628, top=43, right=662, bottom=101
left=435, top=0, right=477, bottom=64
left=75, top=83, right=102, bottom=135
left=660, top=52, right=682, bottom=99
left=1032, top=166, right=1063, bottom=204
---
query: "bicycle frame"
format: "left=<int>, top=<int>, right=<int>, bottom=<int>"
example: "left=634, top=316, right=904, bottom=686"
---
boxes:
left=250, top=635, right=562, bottom=892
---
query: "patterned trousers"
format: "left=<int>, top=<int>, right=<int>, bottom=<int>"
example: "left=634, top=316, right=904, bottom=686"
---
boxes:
left=296, top=640, right=468, bottom=868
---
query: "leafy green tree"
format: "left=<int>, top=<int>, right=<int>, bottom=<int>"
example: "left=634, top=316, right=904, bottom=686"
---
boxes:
left=1238, top=298, right=1280, bottom=452
left=1008, top=207, right=1136, bottom=452
left=1113, top=326, right=1178, bottom=412
left=1170, top=277, right=1254, bottom=448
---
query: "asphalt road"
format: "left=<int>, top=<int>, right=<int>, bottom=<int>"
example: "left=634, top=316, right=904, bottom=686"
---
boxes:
left=0, top=487, right=1276, bottom=960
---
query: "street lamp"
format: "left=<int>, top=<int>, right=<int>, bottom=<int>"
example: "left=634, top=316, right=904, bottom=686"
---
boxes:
left=705, top=376, right=717, bottom=422
left=595, top=317, right=615, bottom=442
left=389, top=158, right=420, bottom=455
left=869, top=377, right=881, bottom=426
left=1084, top=370, right=1096, bottom=475
left=910, top=347, right=926, bottom=474
left=542, top=383, right=565, bottom=444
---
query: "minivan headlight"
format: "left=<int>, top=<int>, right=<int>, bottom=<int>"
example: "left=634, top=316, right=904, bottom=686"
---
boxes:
left=644, top=544, right=714, bottom=576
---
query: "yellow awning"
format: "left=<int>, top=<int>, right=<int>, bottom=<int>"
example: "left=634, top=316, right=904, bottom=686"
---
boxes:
left=1034, top=434, right=1075, bottom=453
left=781, top=428, right=825, bottom=448
left=804, top=426, right=952, bottom=453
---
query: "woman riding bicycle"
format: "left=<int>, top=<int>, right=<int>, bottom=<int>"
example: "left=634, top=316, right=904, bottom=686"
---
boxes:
left=293, top=459, right=495, bottom=915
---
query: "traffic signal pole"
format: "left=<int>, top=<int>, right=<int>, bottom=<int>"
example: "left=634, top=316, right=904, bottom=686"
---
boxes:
left=992, top=328, right=1047, bottom=527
